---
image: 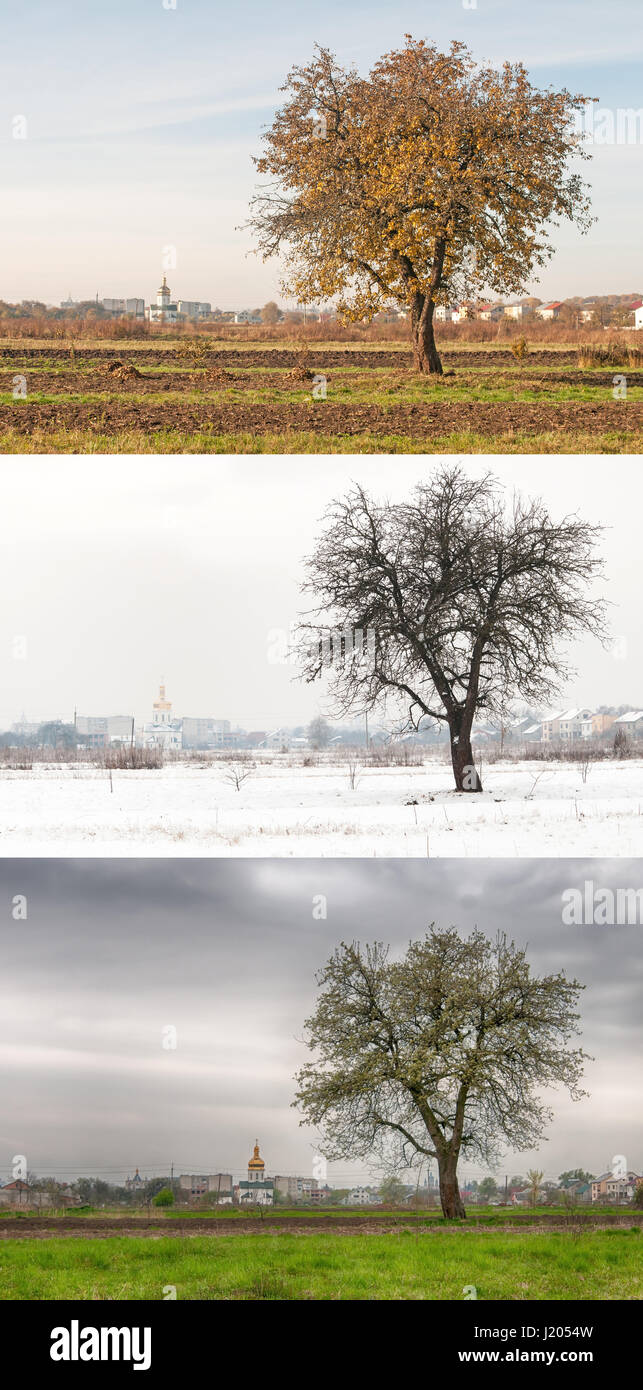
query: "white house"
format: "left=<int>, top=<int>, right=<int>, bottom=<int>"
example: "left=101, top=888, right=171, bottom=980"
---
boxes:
left=541, top=708, right=592, bottom=743
left=477, top=303, right=504, bottom=321
left=536, top=301, right=563, bottom=320
left=523, top=722, right=543, bottom=742
left=558, top=708, right=593, bottom=742
left=634, top=304, right=643, bottom=330
left=614, top=710, right=643, bottom=736
left=343, top=1187, right=378, bottom=1206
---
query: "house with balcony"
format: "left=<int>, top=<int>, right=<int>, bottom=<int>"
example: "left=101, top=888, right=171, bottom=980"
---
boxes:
left=558, top=708, right=593, bottom=742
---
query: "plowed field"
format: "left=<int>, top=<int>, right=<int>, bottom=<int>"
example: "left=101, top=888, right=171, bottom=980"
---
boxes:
left=2, top=341, right=642, bottom=452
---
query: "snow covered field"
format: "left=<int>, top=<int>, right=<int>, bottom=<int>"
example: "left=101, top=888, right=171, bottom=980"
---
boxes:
left=0, top=757, right=641, bottom=857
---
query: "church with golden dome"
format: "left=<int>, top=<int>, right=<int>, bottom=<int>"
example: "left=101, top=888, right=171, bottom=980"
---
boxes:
left=147, top=275, right=177, bottom=325
left=142, top=681, right=182, bottom=752
left=237, top=1139, right=274, bottom=1206
left=247, top=1140, right=265, bottom=1178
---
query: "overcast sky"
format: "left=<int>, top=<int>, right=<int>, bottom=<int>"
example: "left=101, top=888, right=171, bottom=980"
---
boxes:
left=1, top=1, right=642, bottom=306
left=0, top=457, right=639, bottom=730
left=1, top=856, right=640, bottom=1186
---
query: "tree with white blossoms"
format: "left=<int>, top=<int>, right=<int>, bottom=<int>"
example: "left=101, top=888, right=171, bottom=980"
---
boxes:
left=294, top=928, right=588, bottom=1220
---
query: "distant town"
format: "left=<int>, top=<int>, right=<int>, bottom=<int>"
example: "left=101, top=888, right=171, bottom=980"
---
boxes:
left=2, top=278, right=643, bottom=330
left=1, top=1140, right=640, bottom=1212
left=1, top=683, right=642, bottom=757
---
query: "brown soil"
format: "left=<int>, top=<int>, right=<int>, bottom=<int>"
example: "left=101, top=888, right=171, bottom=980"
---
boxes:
left=1, top=346, right=581, bottom=369
left=8, top=367, right=643, bottom=397
left=1, top=1210, right=638, bottom=1240
left=8, top=367, right=643, bottom=396
left=104, top=361, right=143, bottom=381
left=3, top=399, right=643, bottom=438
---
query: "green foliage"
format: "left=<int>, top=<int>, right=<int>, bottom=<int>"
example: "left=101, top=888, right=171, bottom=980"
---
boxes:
left=378, top=1176, right=407, bottom=1205
left=559, top=1169, right=595, bottom=1185
left=152, top=1187, right=175, bottom=1208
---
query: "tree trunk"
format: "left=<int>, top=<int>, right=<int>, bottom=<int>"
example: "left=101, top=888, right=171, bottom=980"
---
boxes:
left=438, top=1155, right=466, bottom=1220
left=449, top=716, right=483, bottom=793
left=411, top=295, right=443, bottom=376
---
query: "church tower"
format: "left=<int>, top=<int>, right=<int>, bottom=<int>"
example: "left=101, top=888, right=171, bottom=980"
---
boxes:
left=247, top=1139, right=265, bottom=1183
left=152, top=681, right=172, bottom=726
left=156, top=276, right=171, bottom=310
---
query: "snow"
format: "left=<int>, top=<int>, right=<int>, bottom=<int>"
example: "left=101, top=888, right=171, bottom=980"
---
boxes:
left=0, top=757, right=641, bottom=857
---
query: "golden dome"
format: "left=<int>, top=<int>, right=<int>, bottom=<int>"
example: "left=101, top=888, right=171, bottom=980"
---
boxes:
left=248, top=1139, right=265, bottom=1170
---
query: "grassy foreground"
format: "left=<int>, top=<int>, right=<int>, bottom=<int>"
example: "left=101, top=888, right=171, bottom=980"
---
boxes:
left=2, top=1227, right=641, bottom=1301
left=2, top=426, right=642, bottom=454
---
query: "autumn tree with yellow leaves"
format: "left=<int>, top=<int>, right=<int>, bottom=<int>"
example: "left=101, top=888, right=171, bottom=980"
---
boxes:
left=249, top=38, right=593, bottom=374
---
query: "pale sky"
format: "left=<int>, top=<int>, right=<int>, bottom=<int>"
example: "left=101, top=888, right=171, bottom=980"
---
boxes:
left=1, top=857, right=640, bottom=1186
left=1, top=1, right=642, bottom=307
left=0, top=457, right=639, bottom=730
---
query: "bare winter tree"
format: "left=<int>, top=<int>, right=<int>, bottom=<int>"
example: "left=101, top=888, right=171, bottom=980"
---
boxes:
left=298, top=466, right=606, bottom=792
left=294, top=929, right=588, bottom=1220
left=222, top=763, right=255, bottom=792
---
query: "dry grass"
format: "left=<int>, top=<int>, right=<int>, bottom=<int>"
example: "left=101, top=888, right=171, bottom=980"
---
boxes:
left=577, top=342, right=643, bottom=369
left=3, top=310, right=642, bottom=350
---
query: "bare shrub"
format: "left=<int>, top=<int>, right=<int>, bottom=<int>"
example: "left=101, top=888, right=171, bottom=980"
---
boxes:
left=0, top=748, right=33, bottom=769
left=522, top=742, right=611, bottom=764
left=579, top=753, right=593, bottom=784
left=367, top=742, right=424, bottom=767
left=614, top=727, right=630, bottom=759
left=577, top=342, right=643, bottom=369
left=222, top=763, right=256, bottom=791
left=176, top=336, right=212, bottom=368
left=104, top=746, right=163, bottom=770
left=346, top=757, right=361, bottom=789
